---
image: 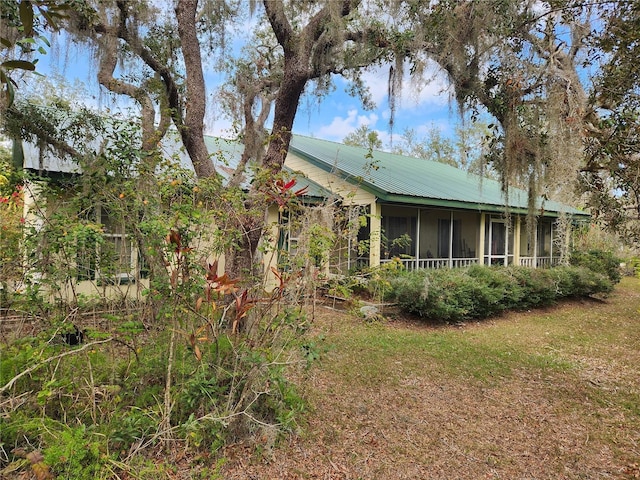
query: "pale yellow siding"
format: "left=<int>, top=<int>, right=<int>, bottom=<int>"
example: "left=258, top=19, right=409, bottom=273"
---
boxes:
left=285, top=153, right=376, bottom=206
left=261, top=205, right=282, bottom=291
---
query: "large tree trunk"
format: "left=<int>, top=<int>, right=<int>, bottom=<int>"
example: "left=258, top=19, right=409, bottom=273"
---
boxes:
left=224, top=71, right=308, bottom=281
left=222, top=0, right=361, bottom=280
left=176, top=0, right=215, bottom=178
left=262, top=72, right=307, bottom=173
left=223, top=209, right=265, bottom=282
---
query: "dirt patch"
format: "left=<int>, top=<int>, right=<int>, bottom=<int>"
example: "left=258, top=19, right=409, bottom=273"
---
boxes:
left=220, top=282, right=640, bottom=479
left=222, top=370, right=630, bottom=479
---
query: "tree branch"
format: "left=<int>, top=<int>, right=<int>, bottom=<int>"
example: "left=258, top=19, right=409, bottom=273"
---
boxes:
left=7, top=106, right=84, bottom=161
left=0, top=338, right=114, bottom=395
left=263, top=0, right=293, bottom=52
left=113, top=1, right=183, bottom=137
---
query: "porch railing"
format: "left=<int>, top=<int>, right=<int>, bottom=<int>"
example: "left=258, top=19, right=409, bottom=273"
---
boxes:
left=380, top=257, right=480, bottom=271
left=518, top=256, right=558, bottom=268
left=380, top=256, right=563, bottom=271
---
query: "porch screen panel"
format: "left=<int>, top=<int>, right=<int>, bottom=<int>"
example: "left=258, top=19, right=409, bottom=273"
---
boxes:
left=508, top=226, right=515, bottom=265
left=538, top=221, right=552, bottom=256
left=437, top=219, right=450, bottom=258
left=330, top=205, right=369, bottom=274
left=492, top=223, right=506, bottom=255
left=453, top=211, right=478, bottom=258
left=419, top=209, right=439, bottom=259
left=436, top=218, right=462, bottom=258
left=382, top=215, right=416, bottom=259
left=520, top=217, right=532, bottom=256
left=354, top=208, right=370, bottom=269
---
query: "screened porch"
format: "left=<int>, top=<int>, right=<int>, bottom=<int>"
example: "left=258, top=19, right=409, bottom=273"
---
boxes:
left=379, top=206, right=481, bottom=271
left=376, top=207, right=562, bottom=271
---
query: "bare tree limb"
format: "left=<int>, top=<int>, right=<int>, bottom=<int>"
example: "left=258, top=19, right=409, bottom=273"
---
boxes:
left=0, top=338, right=114, bottom=395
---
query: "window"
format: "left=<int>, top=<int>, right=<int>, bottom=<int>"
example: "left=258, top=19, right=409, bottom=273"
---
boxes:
left=76, top=234, right=98, bottom=281
left=76, top=207, right=136, bottom=283
left=277, top=210, right=301, bottom=271
left=100, top=208, right=135, bottom=284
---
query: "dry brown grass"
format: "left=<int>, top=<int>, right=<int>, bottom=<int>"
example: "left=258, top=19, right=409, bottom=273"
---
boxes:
left=220, top=277, right=640, bottom=479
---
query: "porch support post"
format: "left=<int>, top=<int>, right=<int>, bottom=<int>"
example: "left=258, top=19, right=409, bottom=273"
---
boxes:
left=479, top=213, right=486, bottom=266
left=263, top=204, right=281, bottom=290
left=369, top=201, right=382, bottom=268
left=550, top=220, right=554, bottom=263
left=449, top=210, right=454, bottom=268
left=415, top=208, right=421, bottom=270
left=533, top=218, right=538, bottom=268
left=514, top=215, right=521, bottom=266
left=504, top=216, right=509, bottom=266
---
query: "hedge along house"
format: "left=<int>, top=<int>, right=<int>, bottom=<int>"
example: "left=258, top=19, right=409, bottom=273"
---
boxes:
left=283, top=135, right=590, bottom=274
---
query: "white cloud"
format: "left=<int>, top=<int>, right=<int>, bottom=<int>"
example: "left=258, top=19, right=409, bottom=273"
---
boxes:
left=315, top=110, right=380, bottom=141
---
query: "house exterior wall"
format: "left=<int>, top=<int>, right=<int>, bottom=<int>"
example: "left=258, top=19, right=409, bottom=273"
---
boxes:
left=20, top=179, right=152, bottom=303
left=369, top=202, right=381, bottom=269
left=21, top=135, right=579, bottom=297
left=285, top=153, right=376, bottom=206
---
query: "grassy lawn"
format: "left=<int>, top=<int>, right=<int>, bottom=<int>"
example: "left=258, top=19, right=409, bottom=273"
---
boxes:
left=222, top=276, right=640, bottom=479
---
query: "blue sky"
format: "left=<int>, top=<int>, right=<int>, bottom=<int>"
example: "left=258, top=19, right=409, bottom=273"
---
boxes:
left=291, top=63, right=458, bottom=145
left=32, top=31, right=461, bottom=148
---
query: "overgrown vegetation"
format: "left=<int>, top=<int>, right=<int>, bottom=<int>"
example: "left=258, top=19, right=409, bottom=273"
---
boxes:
left=0, top=118, right=319, bottom=478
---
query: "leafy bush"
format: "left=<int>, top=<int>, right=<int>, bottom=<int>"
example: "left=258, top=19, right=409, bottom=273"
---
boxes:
left=365, top=258, right=411, bottom=302
left=570, top=249, right=622, bottom=284
left=388, top=265, right=613, bottom=322
left=505, top=267, right=558, bottom=308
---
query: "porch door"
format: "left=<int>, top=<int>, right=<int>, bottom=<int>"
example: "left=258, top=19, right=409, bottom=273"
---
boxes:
left=488, top=220, right=508, bottom=265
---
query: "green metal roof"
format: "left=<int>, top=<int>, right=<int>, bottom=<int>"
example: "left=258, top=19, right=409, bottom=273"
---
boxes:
left=203, top=135, right=332, bottom=201
left=289, top=135, right=589, bottom=217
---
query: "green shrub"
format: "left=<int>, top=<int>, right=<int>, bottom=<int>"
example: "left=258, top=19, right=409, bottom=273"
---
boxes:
left=507, top=267, right=559, bottom=308
left=393, top=268, right=503, bottom=322
left=388, top=265, right=613, bottom=322
left=44, top=424, right=110, bottom=480
left=466, top=265, right=523, bottom=312
left=570, top=249, right=622, bottom=283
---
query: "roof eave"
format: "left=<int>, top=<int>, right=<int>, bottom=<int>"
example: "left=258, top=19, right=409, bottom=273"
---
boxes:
left=376, top=193, right=590, bottom=218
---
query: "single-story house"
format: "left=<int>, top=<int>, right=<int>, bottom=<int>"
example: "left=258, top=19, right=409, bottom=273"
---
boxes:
left=15, top=132, right=589, bottom=299
left=283, top=135, right=589, bottom=274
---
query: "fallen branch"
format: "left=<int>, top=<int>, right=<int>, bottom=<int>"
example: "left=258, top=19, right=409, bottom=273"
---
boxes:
left=0, top=338, right=113, bottom=395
